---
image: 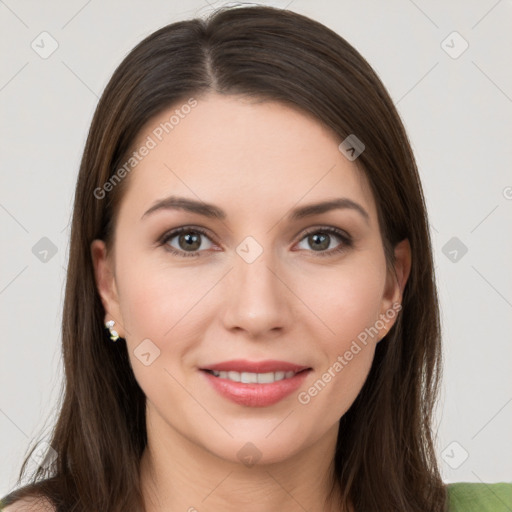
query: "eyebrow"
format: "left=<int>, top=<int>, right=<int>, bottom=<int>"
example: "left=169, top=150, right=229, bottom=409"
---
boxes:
left=141, top=195, right=370, bottom=224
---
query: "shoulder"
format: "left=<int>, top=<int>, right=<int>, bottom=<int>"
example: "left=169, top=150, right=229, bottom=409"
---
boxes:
left=446, top=481, right=512, bottom=511
left=1, top=496, right=56, bottom=512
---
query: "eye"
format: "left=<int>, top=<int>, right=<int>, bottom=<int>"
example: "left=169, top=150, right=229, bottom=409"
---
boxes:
left=159, top=225, right=352, bottom=258
left=295, top=227, right=352, bottom=256
left=160, top=227, right=215, bottom=257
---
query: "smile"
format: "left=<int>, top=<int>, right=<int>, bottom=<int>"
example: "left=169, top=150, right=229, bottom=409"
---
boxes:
left=205, top=369, right=300, bottom=383
left=199, top=360, right=312, bottom=407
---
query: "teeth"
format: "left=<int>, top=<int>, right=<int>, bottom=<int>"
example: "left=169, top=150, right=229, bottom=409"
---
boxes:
left=209, top=370, right=297, bottom=383
left=241, top=372, right=258, bottom=384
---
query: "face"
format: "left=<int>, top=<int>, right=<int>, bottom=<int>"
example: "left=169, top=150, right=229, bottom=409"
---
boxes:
left=92, top=93, right=410, bottom=466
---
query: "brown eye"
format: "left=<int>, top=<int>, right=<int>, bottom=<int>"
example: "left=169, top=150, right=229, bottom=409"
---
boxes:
left=296, top=227, right=352, bottom=257
left=161, top=227, right=214, bottom=257
left=177, top=232, right=202, bottom=251
left=306, top=232, right=331, bottom=251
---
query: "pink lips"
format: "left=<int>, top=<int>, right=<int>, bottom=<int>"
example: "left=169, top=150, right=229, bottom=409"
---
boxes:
left=202, top=359, right=310, bottom=373
left=200, top=359, right=311, bottom=407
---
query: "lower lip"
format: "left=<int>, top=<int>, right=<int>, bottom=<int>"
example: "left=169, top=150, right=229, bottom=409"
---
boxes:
left=201, top=369, right=311, bottom=407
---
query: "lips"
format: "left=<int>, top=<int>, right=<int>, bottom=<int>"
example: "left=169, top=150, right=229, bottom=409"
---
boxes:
left=199, top=359, right=312, bottom=407
left=201, top=359, right=310, bottom=374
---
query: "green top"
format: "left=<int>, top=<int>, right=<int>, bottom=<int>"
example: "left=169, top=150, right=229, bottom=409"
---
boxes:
left=447, top=482, right=512, bottom=511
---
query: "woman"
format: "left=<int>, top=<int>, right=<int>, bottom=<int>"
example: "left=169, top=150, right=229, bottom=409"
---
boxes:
left=1, top=5, right=510, bottom=511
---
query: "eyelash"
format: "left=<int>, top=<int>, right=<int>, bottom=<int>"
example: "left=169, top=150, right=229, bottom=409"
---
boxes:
left=159, top=226, right=353, bottom=258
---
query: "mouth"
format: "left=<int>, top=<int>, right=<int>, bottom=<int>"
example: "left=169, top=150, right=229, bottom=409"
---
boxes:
left=199, top=359, right=312, bottom=407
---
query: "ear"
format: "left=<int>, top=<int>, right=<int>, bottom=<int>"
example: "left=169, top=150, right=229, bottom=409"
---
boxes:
left=377, top=238, right=411, bottom=341
left=90, top=239, right=125, bottom=338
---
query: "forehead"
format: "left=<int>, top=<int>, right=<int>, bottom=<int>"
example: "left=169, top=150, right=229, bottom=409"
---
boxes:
left=119, top=93, right=377, bottom=223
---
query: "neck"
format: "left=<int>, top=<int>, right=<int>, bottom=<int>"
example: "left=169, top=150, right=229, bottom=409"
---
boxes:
left=139, top=410, right=349, bottom=512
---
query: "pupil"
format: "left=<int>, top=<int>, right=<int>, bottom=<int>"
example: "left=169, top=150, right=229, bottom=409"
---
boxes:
left=310, top=233, right=329, bottom=251
left=180, top=232, right=200, bottom=251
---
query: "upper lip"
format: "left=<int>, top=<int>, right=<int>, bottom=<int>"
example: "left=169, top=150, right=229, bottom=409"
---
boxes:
left=200, top=359, right=311, bottom=373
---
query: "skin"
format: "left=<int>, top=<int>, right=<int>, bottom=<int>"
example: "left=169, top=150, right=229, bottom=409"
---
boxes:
left=91, top=93, right=411, bottom=512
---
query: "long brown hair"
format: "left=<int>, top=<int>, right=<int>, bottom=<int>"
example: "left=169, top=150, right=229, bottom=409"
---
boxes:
left=1, top=5, right=447, bottom=511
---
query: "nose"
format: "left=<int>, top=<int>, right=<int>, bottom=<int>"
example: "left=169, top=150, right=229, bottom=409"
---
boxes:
left=220, top=244, right=292, bottom=339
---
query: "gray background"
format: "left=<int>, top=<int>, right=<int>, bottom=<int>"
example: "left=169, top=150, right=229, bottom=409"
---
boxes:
left=1, top=0, right=511, bottom=497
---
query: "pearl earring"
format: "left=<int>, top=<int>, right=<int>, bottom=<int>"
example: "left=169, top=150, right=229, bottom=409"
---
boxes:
left=105, top=319, right=120, bottom=342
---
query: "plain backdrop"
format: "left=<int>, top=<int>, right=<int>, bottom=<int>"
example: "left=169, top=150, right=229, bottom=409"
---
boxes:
left=1, top=0, right=511, bottom=498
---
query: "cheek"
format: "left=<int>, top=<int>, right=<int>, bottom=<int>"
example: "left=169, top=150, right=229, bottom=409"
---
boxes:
left=116, top=248, right=218, bottom=340
left=300, top=256, right=386, bottom=345
left=294, top=258, right=385, bottom=413
left=302, top=345, right=375, bottom=426
left=115, top=261, right=211, bottom=399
